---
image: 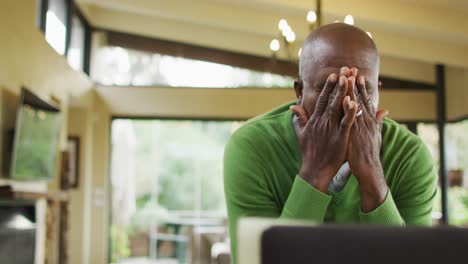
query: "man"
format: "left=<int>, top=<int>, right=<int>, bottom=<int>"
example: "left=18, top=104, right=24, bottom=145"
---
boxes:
left=224, top=23, right=437, bottom=262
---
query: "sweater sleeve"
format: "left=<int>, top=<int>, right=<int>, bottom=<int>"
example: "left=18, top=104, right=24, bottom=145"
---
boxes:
left=359, top=138, right=437, bottom=226
left=224, top=132, right=331, bottom=264
left=359, top=189, right=404, bottom=225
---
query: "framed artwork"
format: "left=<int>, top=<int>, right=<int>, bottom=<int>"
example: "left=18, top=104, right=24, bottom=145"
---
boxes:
left=64, top=136, right=80, bottom=189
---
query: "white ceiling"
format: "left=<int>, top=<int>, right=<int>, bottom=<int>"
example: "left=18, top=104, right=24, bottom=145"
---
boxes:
left=76, top=0, right=468, bottom=69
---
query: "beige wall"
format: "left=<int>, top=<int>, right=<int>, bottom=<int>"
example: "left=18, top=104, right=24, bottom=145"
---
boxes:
left=67, top=92, right=111, bottom=264
left=0, top=1, right=110, bottom=264
left=82, top=0, right=468, bottom=69
left=380, top=56, right=435, bottom=84
left=0, top=0, right=93, bottom=180
left=89, top=94, right=111, bottom=264
left=446, top=66, right=468, bottom=120
left=67, top=106, right=90, bottom=264
left=97, top=86, right=437, bottom=121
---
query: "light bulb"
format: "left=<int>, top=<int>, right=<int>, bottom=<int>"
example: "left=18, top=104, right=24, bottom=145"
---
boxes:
left=344, top=14, right=354, bottom=25
left=286, top=31, right=296, bottom=43
left=282, top=25, right=292, bottom=37
left=278, top=19, right=288, bottom=31
left=366, top=31, right=373, bottom=39
left=307, top=11, right=317, bottom=24
left=270, top=39, right=280, bottom=52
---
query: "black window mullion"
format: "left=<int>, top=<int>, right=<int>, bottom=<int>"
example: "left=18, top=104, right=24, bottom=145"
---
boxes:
left=71, top=0, right=92, bottom=74
left=64, top=0, right=73, bottom=56
left=83, top=23, right=92, bottom=75
left=37, top=0, right=49, bottom=32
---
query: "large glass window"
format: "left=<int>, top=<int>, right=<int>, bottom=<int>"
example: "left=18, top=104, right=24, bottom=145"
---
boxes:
left=417, top=121, right=468, bottom=226
left=446, top=120, right=468, bottom=226
left=45, top=0, right=67, bottom=55
left=91, top=47, right=294, bottom=88
left=110, top=119, right=243, bottom=263
left=67, top=14, right=85, bottom=70
left=417, top=123, right=442, bottom=224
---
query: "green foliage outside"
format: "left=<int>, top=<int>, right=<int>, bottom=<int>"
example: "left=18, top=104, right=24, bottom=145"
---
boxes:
left=446, top=120, right=468, bottom=171
left=111, top=119, right=241, bottom=261
left=92, top=47, right=294, bottom=88
left=110, top=225, right=131, bottom=262
left=433, top=187, right=468, bottom=226
left=128, top=120, right=237, bottom=214
left=418, top=120, right=468, bottom=226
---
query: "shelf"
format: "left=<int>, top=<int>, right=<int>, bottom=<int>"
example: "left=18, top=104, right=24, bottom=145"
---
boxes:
left=0, top=186, right=69, bottom=202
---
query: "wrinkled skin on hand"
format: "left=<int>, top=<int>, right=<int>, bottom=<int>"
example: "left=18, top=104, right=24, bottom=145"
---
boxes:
left=292, top=67, right=389, bottom=212
left=291, top=69, right=358, bottom=193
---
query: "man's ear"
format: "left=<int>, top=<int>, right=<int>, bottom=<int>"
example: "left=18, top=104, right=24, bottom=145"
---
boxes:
left=294, top=79, right=304, bottom=105
left=378, top=80, right=382, bottom=90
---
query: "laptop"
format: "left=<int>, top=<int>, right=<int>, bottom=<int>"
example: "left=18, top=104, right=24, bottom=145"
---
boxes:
left=261, top=225, right=468, bottom=264
left=236, top=218, right=468, bottom=264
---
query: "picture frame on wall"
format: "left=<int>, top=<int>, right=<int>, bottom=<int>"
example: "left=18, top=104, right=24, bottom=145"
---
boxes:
left=64, top=136, right=80, bottom=189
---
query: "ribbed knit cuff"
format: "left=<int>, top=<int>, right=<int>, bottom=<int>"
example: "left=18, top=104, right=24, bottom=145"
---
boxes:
left=359, top=190, right=404, bottom=225
left=280, top=175, right=331, bottom=223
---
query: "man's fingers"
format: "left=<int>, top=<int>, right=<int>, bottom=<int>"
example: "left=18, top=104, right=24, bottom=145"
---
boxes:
left=329, top=75, right=349, bottom=119
left=350, top=67, right=358, bottom=78
left=311, top=73, right=338, bottom=119
left=343, top=94, right=351, bottom=110
left=340, top=96, right=358, bottom=136
left=346, top=75, right=358, bottom=110
left=357, top=75, right=374, bottom=116
left=290, top=105, right=309, bottom=128
left=339, top=66, right=350, bottom=77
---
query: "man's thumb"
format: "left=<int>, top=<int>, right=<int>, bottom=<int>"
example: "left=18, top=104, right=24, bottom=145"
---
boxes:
left=290, top=105, right=309, bottom=128
left=376, top=109, right=389, bottom=122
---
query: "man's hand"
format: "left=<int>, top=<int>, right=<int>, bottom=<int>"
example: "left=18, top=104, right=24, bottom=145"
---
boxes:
left=291, top=72, right=358, bottom=193
left=348, top=75, right=389, bottom=212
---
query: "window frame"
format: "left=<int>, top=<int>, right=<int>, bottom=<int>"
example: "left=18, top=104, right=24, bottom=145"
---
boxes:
left=37, top=0, right=92, bottom=73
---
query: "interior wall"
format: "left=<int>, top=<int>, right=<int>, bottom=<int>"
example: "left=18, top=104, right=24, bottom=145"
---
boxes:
left=89, top=94, right=111, bottom=264
left=67, top=91, right=111, bottom=264
left=380, top=56, right=435, bottom=84
left=0, top=1, right=110, bottom=264
left=446, top=66, right=468, bottom=120
left=67, top=106, right=89, bottom=264
left=0, top=0, right=93, bottom=179
left=81, top=1, right=468, bottom=69
left=98, top=86, right=437, bottom=121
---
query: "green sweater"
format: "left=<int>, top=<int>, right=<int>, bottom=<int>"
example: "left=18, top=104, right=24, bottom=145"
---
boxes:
left=224, top=102, right=437, bottom=262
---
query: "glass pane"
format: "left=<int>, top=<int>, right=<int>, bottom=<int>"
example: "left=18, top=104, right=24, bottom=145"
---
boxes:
left=417, top=123, right=441, bottom=224
left=446, top=120, right=468, bottom=226
left=417, top=123, right=440, bottom=171
left=91, top=46, right=294, bottom=88
left=67, top=15, right=85, bottom=70
left=110, top=119, right=242, bottom=262
left=418, top=121, right=468, bottom=226
left=45, top=0, right=67, bottom=55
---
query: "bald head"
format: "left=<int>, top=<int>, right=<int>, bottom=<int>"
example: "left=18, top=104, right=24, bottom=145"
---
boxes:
left=294, top=23, right=381, bottom=116
left=299, top=23, right=379, bottom=79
